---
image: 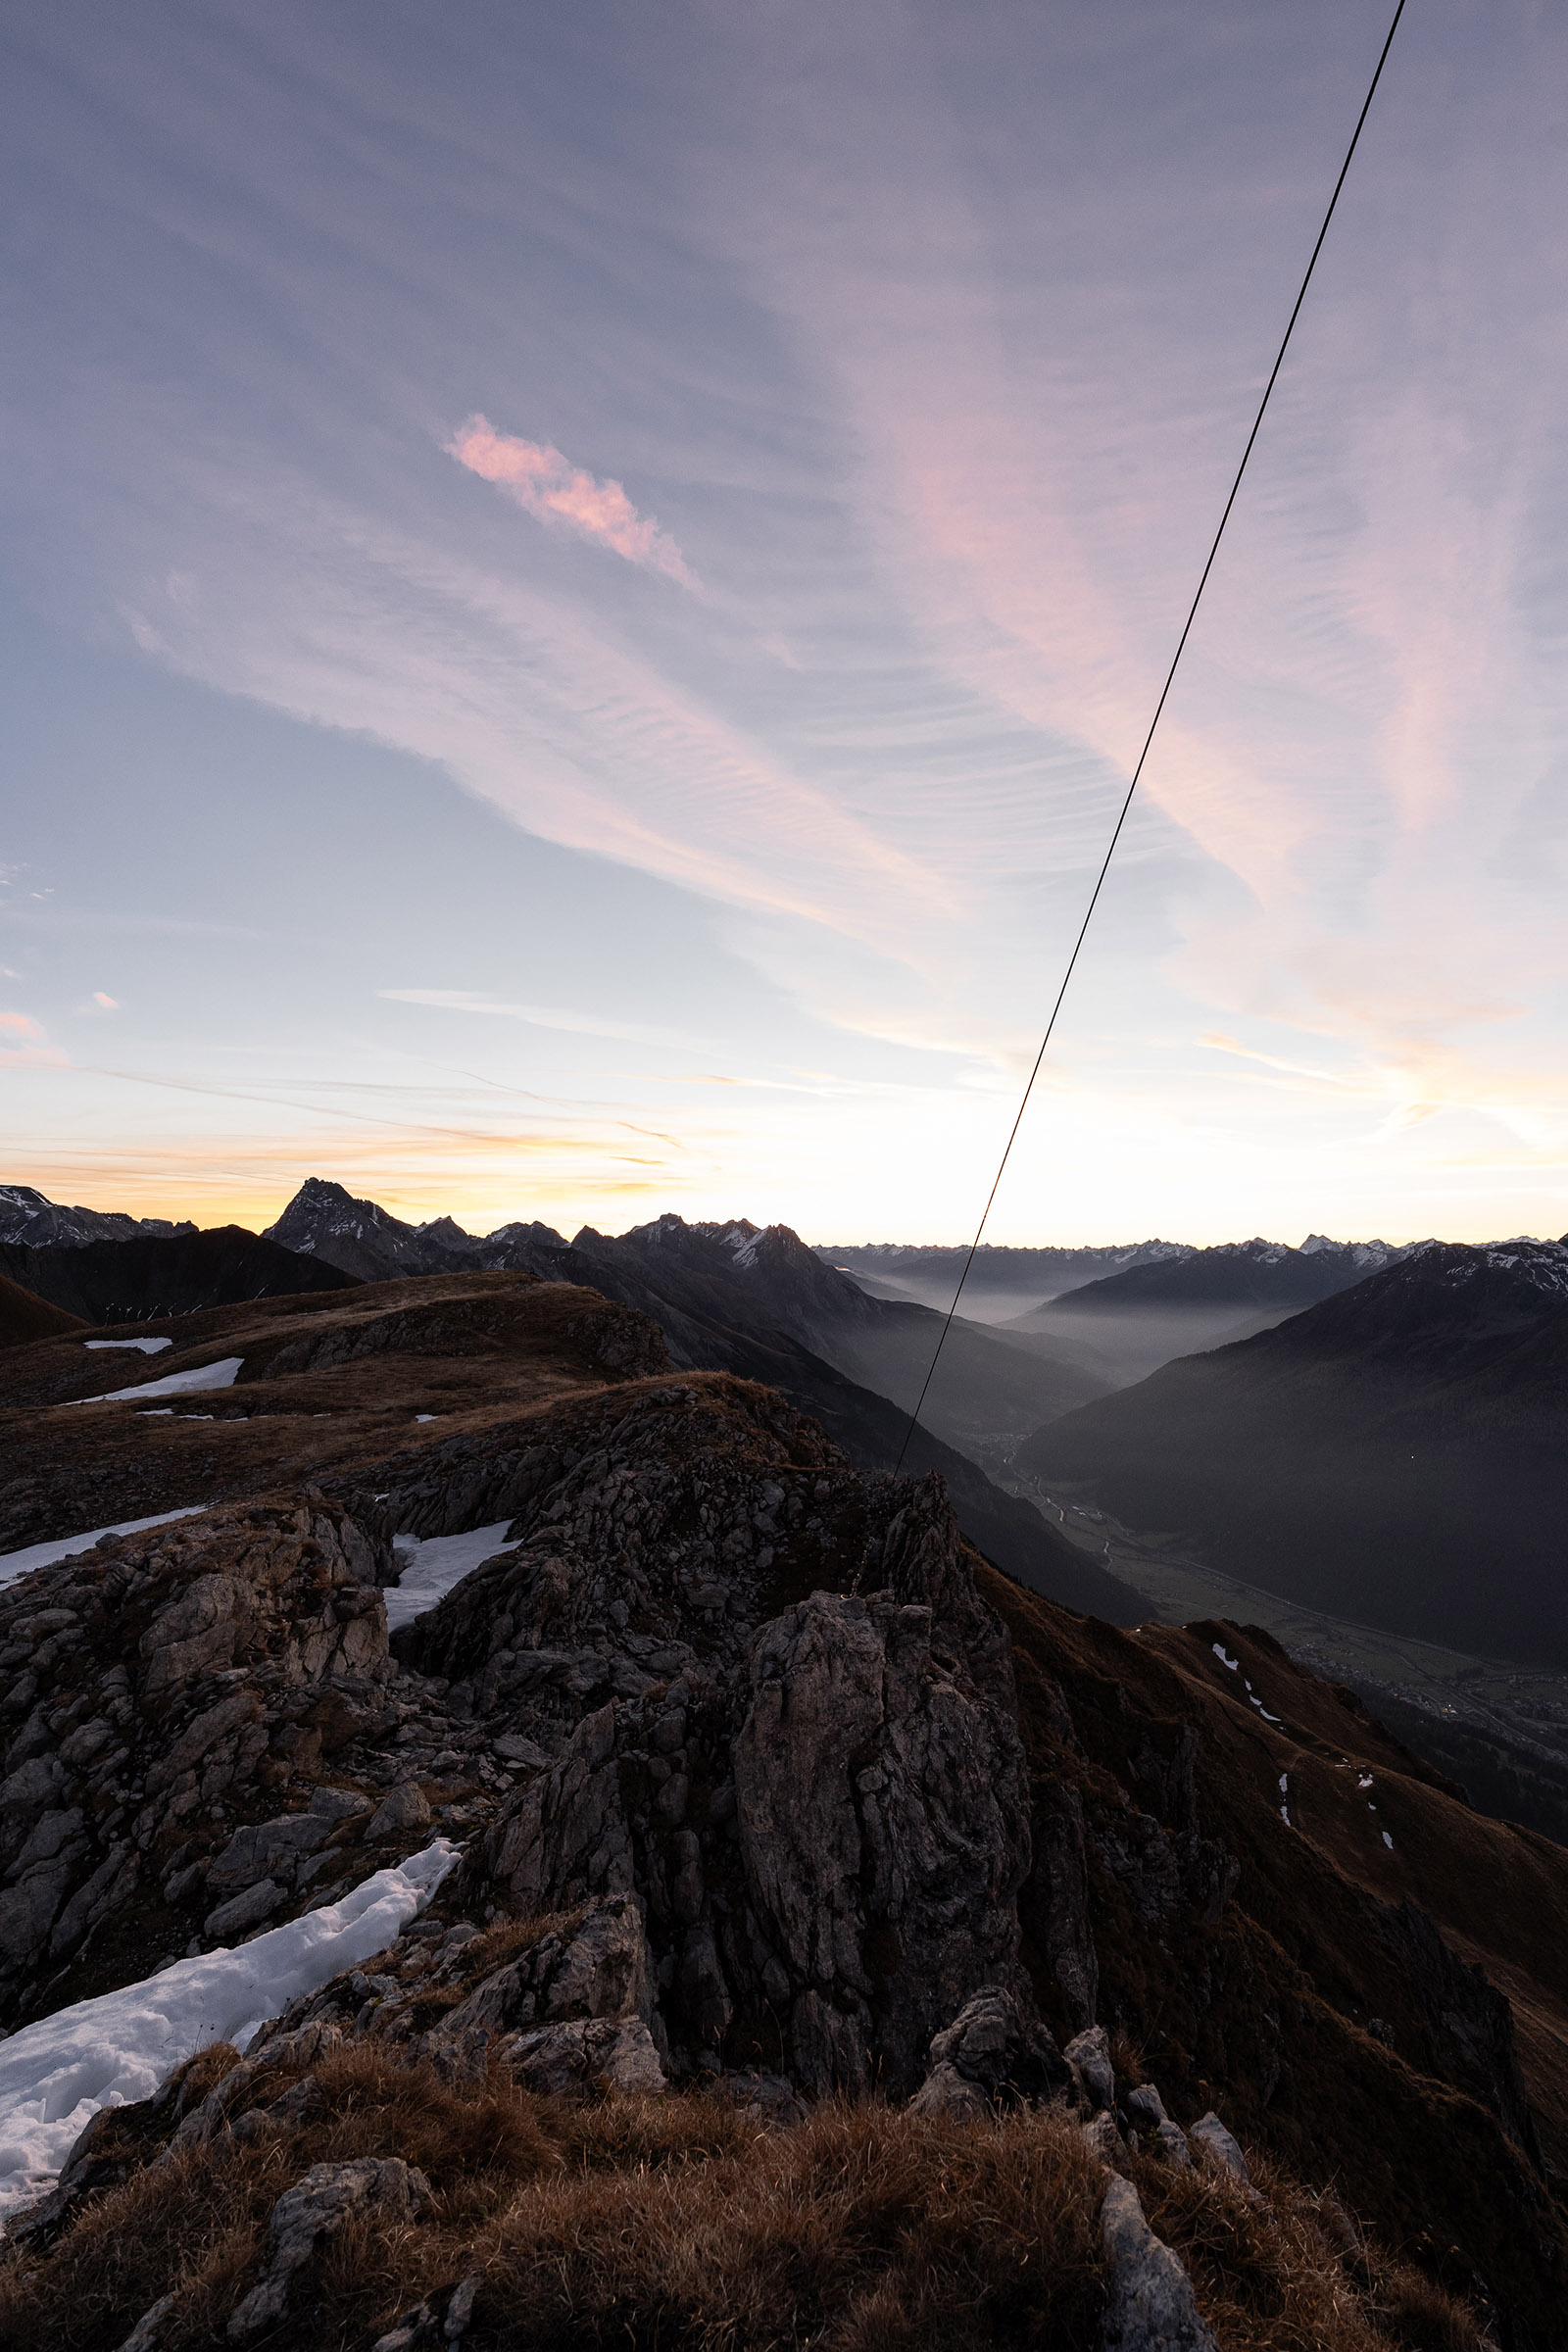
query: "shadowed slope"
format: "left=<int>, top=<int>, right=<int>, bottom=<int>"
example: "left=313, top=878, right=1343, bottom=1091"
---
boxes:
left=1020, top=1241, right=1568, bottom=1663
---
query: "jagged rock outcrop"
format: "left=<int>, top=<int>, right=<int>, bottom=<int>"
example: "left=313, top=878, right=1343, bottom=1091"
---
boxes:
left=383, top=1378, right=1035, bottom=2093
left=1372, top=1894, right=1540, bottom=2159
left=1100, top=2177, right=1218, bottom=2351
left=910, top=1983, right=1074, bottom=2118
left=1189, top=2110, right=1250, bottom=2182
left=0, top=1501, right=402, bottom=2004
left=226, top=2156, right=429, bottom=2338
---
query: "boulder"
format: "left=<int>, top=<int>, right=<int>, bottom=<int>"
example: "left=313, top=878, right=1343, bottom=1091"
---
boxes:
left=1081, top=2111, right=1125, bottom=2162
left=206, top=1812, right=334, bottom=1891
left=368, top=1784, right=433, bottom=1837
left=113, top=2295, right=177, bottom=2352
left=1188, top=2111, right=1250, bottom=2184
left=1100, top=2177, right=1218, bottom=2351
left=226, top=2157, right=428, bottom=2339
left=510, top=2016, right=665, bottom=2097
left=1065, top=2025, right=1117, bottom=2114
left=204, top=1879, right=285, bottom=1940
left=309, top=1785, right=373, bottom=1823
left=909, top=1984, right=1074, bottom=2117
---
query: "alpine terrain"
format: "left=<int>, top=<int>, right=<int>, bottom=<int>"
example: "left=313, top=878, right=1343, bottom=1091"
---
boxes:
left=0, top=1236, right=1562, bottom=2350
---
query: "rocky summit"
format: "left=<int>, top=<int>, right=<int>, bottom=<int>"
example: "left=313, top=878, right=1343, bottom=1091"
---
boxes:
left=0, top=1266, right=1562, bottom=2349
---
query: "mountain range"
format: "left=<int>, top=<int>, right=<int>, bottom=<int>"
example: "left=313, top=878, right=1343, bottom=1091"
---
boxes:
left=1021, top=1238, right=1568, bottom=1666
left=817, top=1239, right=1190, bottom=1318
left=0, top=1182, right=1140, bottom=1624
left=0, top=1259, right=1564, bottom=2343
left=0, top=1183, right=196, bottom=1250
left=1000, top=1234, right=1419, bottom=1385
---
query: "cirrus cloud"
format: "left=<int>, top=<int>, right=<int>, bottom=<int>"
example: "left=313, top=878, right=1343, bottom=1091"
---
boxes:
left=445, top=416, right=694, bottom=585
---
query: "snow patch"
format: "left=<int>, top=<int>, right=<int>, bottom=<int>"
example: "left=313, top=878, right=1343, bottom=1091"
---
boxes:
left=1211, top=1643, right=1239, bottom=1671
left=0, top=1840, right=456, bottom=2224
left=83, top=1338, right=172, bottom=1356
left=385, top=1522, right=514, bottom=1632
left=58, top=1357, right=243, bottom=1406
left=1382, top=1831, right=1395, bottom=1850
left=0, top=1508, right=207, bottom=1593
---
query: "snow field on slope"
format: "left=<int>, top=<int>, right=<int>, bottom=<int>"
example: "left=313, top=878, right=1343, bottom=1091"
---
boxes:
left=57, top=1357, right=244, bottom=1406
left=83, top=1338, right=172, bottom=1356
left=385, top=1523, right=514, bottom=1632
left=0, top=1508, right=208, bottom=1594
left=0, top=1840, right=457, bottom=2225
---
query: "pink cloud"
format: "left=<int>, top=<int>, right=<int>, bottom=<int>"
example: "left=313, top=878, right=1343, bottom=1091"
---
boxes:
left=0, top=1011, right=42, bottom=1038
left=445, top=416, right=693, bottom=584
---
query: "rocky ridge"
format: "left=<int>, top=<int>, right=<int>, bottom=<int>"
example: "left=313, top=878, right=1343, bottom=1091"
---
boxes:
left=0, top=1277, right=1564, bottom=2341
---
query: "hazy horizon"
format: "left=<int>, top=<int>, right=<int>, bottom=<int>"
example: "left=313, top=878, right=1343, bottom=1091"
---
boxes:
left=7, top=1170, right=1553, bottom=1259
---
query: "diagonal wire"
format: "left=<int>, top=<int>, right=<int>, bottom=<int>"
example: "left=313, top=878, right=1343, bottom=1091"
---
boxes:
left=895, top=0, right=1408, bottom=1473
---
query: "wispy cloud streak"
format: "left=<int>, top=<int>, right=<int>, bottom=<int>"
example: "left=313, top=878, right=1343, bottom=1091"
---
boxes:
left=446, top=416, right=694, bottom=585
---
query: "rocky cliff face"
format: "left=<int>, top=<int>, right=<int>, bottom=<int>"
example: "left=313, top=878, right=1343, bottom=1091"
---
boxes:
left=0, top=1285, right=1565, bottom=2341
left=379, top=1379, right=1032, bottom=2094
left=0, top=1501, right=395, bottom=2006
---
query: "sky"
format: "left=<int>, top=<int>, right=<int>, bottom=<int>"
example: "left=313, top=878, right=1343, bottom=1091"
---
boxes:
left=3, top=0, right=1566, bottom=1248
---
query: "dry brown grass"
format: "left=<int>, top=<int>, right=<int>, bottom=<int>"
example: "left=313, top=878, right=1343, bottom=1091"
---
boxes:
left=1132, top=2149, right=1486, bottom=2352
left=0, top=2043, right=1488, bottom=2352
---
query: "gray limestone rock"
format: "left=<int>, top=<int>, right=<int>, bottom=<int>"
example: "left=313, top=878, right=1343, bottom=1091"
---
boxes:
left=1081, top=2111, right=1126, bottom=2162
left=368, top=1783, right=432, bottom=1837
left=204, top=1879, right=286, bottom=1940
left=509, top=2015, right=665, bottom=2097
left=226, top=2157, right=429, bottom=2339
left=207, top=1812, right=333, bottom=1891
left=1100, top=2177, right=1218, bottom=2351
left=309, top=1785, right=373, bottom=1822
left=1065, top=2026, right=1117, bottom=2115
left=735, top=1587, right=1031, bottom=2096
left=1188, top=2111, right=1250, bottom=2184
left=910, top=1984, right=1074, bottom=2116
left=908, top=2060, right=990, bottom=2121
left=112, top=2295, right=178, bottom=2352
left=443, top=1893, right=652, bottom=2040
left=0, top=1500, right=397, bottom=2000
left=1122, top=2082, right=1169, bottom=2130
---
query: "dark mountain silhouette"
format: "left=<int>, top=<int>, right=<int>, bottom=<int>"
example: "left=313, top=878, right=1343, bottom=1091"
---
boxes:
left=822, top=1238, right=1191, bottom=1315
left=1020, top=1239, right=1568, bottom=1665
left=1049, top=1234, right=1411, bottom=1313
left=0, top=1226, right=360, bottom=1325
left=0, top=1182, right=195, bottom=1250
left=1003, top=1235, right=1417, bottom=1387
left=261, top=1187, right=1132, bottom=1614
left=0, top=1270, right=87, bottom=1348
left=263, top=1176, right=495, bottom=1281
left=554, top=1217, right=1139, bottom=1620
left=573, top=1215, right=1107, bottom=1450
